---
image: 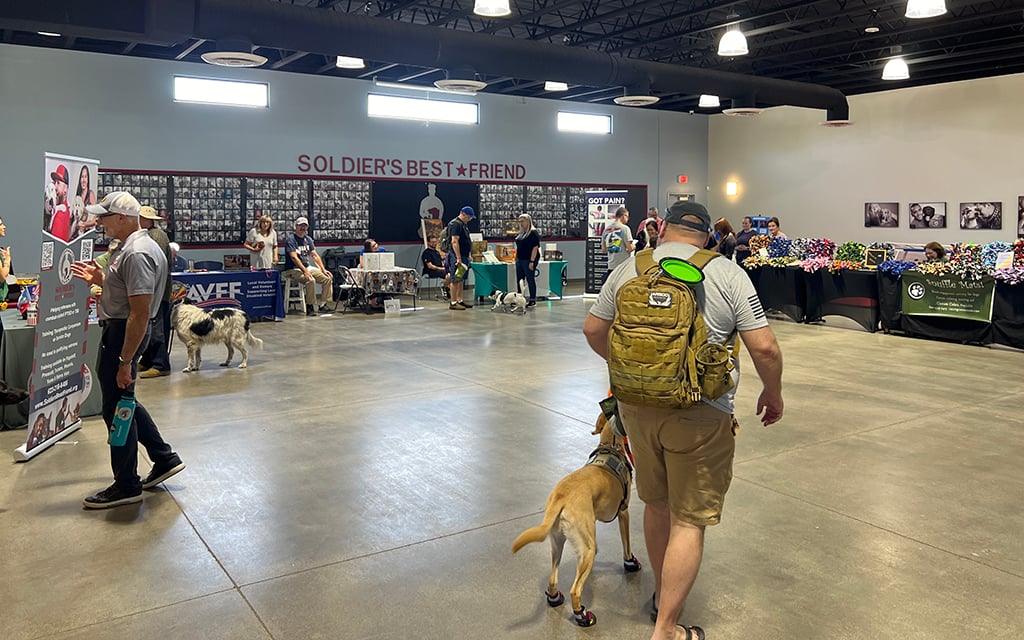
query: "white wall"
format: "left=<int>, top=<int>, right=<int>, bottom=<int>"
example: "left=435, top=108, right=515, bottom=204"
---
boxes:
left=0, top=44, right=709, bottom=277
left=708, top=72, right=1024, bottom=246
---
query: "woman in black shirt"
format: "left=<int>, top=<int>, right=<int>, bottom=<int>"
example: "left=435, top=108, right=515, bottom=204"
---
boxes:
left=515, top=214, right=541, bottom=307
left=734, top=216, right=757, bottom=263
left=712, top=217, right=737, bottom=259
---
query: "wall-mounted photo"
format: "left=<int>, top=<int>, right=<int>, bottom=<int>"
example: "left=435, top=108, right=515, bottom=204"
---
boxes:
left=959, top=202, right=1001, bottom=230
left=864, top=202, right=898, bottom=228
left=909, top=202, right=946, bottom=229
left=1017, top=196, right=1024, bottom=238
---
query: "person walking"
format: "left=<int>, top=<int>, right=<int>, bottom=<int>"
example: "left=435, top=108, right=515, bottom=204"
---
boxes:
left=137, top=206, right=172, bottom=378
left=446, top=206, right=475, bottom=310
left=71, top=191, right=185, bottom=509
left=583, top=200, right=784, bottom=640
left=515, top=213, right=541, bottom=308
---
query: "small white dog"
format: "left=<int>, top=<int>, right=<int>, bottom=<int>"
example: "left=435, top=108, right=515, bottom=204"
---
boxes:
left=491, top=290, right=527, bottom=314
left=171, top=302, right=264, bottom=372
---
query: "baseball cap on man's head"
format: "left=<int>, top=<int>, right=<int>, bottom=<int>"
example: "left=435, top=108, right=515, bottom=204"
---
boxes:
left=295, top=216, right=309, bottom=227
left=663, top=201, right=712, bottom=233
left=86, top=191, right=141, bottom=217
left=139, top=206, right=162, bottom=220
left=460, top=206, right=476, bottom=219
left=50, top=164, right=70, bottom=184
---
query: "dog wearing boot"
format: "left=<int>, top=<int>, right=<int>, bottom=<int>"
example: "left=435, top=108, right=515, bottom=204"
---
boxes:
left=511, top=411, right=640, bottom=627
left=490, top=289, right=527, bottom=314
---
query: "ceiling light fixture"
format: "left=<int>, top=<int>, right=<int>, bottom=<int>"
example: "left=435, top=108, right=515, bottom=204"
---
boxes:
left=881, top=46, right=909, bottom=80
left=473, top=0, right=512, bottom=17
left=335, top=56, right=365, bottom=69
left=544, top=81, right=569, bottom=92
left=717, top=15, right=748, bottom=56
left=698, top=94, right=720, bottom=108
left=905, top=0, right=947, bottom=19
left=864, top=25, right=880, bottom=33
left=373, top=78, right=479, bottom=96
left=37, top=31, right=62, bottom=37
left=864, top=9, right=880, bottom=33
left=200, top=39, right=268, bottom=68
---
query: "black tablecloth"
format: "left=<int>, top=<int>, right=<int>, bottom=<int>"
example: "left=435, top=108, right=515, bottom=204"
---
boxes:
left=805, top=269, right=880, bottom=332
left=877, top=271, right=903, bottom=332
left=749, top=267, right=806, bottom=323
left=991, top=282, right=1024, bottom=349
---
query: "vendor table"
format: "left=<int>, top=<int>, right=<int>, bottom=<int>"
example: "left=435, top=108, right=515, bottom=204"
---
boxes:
left=747, top=266, right=807, bottom=324
left=470, top=261, right=567, bottom=302
left=804, top=269, right=880, bottom=332
left=349, top=267, right=419, bottom=311
left=1, top=309, right=102, bottom=429
left=172, top=270, right=286, bottom=320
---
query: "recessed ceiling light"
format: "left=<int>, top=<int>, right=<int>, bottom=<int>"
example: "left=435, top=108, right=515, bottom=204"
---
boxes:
left=335, top=56, right=365, bottom=69
left=864, top=25, right=880, bottom=33
left=544, top=81, right=569, bottom=92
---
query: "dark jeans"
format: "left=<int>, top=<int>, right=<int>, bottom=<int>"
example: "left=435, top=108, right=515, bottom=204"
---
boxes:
left=139, top=299, right=171, bottom=372
left=515, top=259, right=537, bottom=301
left=99, top=320, right=177, bottom=492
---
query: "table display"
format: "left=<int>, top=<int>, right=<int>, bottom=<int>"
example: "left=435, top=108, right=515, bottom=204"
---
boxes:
left=172, top=270, right=286, bottom=320
left=470, top=261, right=567, bottom=301
left=804, top=269, right=880, bottom=332
left=1, top=310, right=101, bottom=429
left=349, top=267, right=419, bottom=311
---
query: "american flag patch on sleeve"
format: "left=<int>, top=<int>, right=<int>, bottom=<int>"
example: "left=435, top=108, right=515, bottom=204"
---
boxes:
left=748, top=294, right=766, bottom=320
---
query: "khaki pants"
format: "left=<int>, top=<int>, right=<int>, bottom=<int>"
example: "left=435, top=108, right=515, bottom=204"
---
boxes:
left=283, top=267, right=333, bottom=307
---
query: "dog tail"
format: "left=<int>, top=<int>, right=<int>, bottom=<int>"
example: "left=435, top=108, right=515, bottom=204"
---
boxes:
left=512, top=502, right=563, bottom=553
left=247, top=332, right=264, bottom=350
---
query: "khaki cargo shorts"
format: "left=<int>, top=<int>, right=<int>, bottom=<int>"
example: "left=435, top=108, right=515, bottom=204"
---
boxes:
left=618, top=401, right=736, bottom=527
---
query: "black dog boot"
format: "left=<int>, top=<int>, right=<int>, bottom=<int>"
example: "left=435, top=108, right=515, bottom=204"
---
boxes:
left=545, top=590, right=564, bottom=607
left=623, top=554, right=641, bottom=572
left=573, top=606, right=597, bottom=627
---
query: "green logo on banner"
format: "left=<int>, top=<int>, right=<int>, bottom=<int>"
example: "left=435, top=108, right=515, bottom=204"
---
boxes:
left=901, top=271, right=995, bottom=322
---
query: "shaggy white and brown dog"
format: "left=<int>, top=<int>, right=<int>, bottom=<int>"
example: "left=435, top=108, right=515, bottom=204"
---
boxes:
left=171, top=302, right=264, bottom=372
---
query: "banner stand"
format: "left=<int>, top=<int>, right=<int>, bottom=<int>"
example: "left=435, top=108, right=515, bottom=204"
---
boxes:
left=13, top=423, right=82, bottom=462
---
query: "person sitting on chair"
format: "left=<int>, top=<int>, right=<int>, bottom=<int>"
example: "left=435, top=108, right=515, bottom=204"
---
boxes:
left=421, top=233, right=450, bottom=300
left=283, top=217, right=334, bottom=316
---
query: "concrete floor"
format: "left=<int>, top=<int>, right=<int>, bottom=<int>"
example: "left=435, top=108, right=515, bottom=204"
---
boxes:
left=1, top=284, right=1022, bottom=640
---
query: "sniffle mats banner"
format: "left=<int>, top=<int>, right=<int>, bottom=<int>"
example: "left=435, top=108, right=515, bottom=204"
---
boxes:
left=901, top=271, right=995, bottom=322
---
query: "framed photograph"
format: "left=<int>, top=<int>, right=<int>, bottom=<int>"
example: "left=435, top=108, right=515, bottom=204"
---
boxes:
left=864, top=202, right=898, bottom=228
left=959, top=202, right=1001, bottom=229
left=909, top=202, right=946, bottom=229
left=1017, top=196, right=1024, bottom=238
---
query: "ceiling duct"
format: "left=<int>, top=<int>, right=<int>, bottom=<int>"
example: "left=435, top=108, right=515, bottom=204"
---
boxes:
left=200, top=37, right=267, bottom=67
left=722, top=96, right=762, bottom=116
left=0, top=0, right=850, bottom=119
left=614, top=79, right=659, bottom=107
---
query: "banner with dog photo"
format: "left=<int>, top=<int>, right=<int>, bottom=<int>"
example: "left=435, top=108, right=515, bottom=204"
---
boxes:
left=14, top=153, right=99, bottom=462
left=585, top=190, right=628, bottom=295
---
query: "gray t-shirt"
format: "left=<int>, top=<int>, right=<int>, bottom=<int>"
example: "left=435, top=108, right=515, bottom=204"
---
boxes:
left=589, top=241, right=768, bottom=413
left=99, top=228, right=168, bottom=321
left=602, top=220, right=634, bottom=272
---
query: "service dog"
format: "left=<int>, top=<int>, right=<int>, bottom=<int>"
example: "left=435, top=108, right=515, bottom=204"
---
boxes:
left=490, top=290, right=527, bottom=314
left=172, top=301, right=264, bottom=372
left=512, top=413, right=640, bottom=627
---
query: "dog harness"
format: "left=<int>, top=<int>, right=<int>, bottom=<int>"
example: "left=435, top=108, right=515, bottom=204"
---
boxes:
left=585, top=445, right=633, bottom=521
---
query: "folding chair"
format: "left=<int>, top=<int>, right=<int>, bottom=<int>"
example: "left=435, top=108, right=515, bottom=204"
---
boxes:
left=333, top=266, right=367, bottom=314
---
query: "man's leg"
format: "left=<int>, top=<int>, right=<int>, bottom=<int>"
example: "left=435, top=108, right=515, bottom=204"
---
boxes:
left=310, top=267, right=334, bottom=307
left=649, top=506, right=705, bottom=640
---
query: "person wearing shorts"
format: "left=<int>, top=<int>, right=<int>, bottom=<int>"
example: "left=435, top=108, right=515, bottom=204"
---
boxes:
left=584, top=200, right=784, bottom=640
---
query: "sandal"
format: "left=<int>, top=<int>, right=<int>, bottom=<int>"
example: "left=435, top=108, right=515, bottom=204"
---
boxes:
left=677, top=624, right=705, bottom=640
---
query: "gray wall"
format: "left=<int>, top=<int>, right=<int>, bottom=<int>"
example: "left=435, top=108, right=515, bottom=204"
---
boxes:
left=0, top=44, right=710, bottom=279
left=708, top=72, right=1024, bottom=246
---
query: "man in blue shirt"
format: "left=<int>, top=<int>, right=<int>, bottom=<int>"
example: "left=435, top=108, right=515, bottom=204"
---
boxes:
left=283, top=217, right=334, bottom=316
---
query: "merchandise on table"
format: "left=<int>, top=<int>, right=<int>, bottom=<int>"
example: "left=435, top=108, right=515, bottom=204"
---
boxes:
left=834, top=241, right=866, bottom=263
left=877, top=260, right=918, bottom=276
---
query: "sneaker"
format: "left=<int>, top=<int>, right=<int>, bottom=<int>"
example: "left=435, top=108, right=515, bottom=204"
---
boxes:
left=318, top=304, right=333, bottom=313
left=306, top=305, right=316, bottom=316
left=526, top=300, right=537, bottom=308
left=142, top=460, right=186, bottom=490
left=83, top=483, right=143, bottom=509
left=138, top=368, right=170, bottom=379
left=460, top=300, right=473, bottom=308
left=136, top=367, right=153, bottom=376
left=449, top=302, right=467, bottom=310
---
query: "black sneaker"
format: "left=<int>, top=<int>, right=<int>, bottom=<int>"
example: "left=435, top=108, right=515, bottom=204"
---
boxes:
left=318, top=304, right=333, bottom=313
left=306, top=305, right=316, bottom=316
left=83, top=483, right=143, bottom=509
left=526, top=300, right=537, bottom=308
left=142, top=460, right=186, bottom=490
left=449, top=302, right=467, bottom=310
left=461, top=300, right=473, bottom=308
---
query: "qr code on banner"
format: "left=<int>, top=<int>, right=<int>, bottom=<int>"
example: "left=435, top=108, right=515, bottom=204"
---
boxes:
left=80, top=239, right=94, bottom=262
left=41, top=241, right=54, bottom=271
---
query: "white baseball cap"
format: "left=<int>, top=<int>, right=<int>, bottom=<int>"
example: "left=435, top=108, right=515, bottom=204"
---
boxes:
left=295, top=216, right=309, bottom=227
left=86, top=191, right=141, bottom=217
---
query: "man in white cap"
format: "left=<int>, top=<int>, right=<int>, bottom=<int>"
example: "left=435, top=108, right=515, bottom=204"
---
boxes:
left=282, top=216, right=333, bottom=316
left=71, top=191, right=185, bottom=509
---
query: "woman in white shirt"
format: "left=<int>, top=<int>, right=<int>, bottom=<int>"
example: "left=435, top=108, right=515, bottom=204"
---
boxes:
left=244, top=215, right=278, bottom=269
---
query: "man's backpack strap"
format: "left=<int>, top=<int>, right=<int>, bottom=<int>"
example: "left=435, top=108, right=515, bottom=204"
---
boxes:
left=634, top=248, right=657, bottom=276
left=687, top=249, right=721, bottom=270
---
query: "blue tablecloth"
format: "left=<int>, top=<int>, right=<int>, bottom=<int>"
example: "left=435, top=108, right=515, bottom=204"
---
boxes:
left=172, top=270, right=286, bottom=320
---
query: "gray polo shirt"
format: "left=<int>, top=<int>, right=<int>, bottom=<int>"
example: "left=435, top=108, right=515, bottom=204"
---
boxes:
left=589, top=241, right=768, bottom=413
left=98, top=229, right=167, bottom=321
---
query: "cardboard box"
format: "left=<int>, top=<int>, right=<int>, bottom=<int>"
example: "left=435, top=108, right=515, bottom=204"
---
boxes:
left=495, top=244, right=516, bottom=263
left=362, top=252, right=395, bottom=270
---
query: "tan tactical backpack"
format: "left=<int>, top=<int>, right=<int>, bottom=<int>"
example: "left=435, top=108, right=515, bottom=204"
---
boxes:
left=607, top=248, right=734, bottom=408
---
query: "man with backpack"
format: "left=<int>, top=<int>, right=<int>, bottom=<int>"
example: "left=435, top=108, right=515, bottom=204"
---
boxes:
left=583, top=200, right=783, bottom=640
left=444, top=206, right=476, bottom=310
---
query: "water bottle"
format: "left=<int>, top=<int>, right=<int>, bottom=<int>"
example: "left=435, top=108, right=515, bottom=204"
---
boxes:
left=108, top=392, right=135, bottom=447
